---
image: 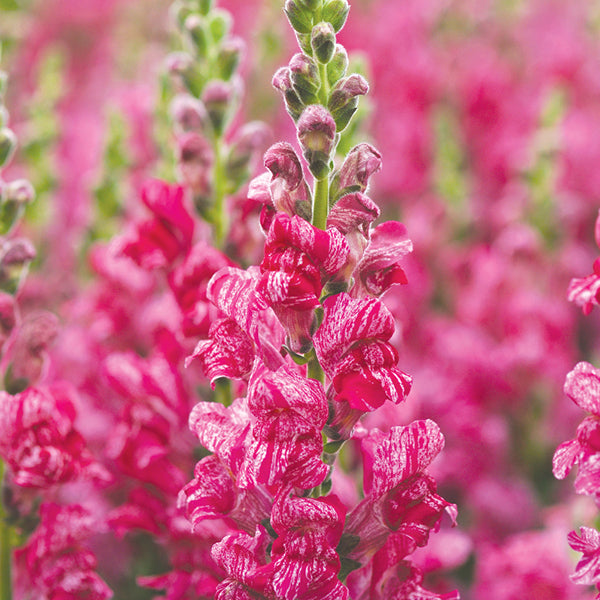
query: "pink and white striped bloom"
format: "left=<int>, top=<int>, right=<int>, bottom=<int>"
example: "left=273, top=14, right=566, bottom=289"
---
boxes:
left=314, top=292, right=412, bottom=413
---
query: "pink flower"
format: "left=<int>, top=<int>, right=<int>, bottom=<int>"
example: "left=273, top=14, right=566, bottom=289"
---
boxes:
left=14, top=503, right=112, bottom=600
left=569, top=527, right=600, bottom=594
left=238, top=363, right=329, bottom=492
left=211, top=526, right=272, bottom=600
left=205, top=265, right=285, bottom=369
left=313, top=293, right=412, bottom=412
left=0, top=384, right=108, bottom=488
left=168, top=241, right=234, bottom=338
left=269, top=493, right=349, bottom=600
left=351, top=221, right=413, bottom=298
left=259, top=213, right=348, bottom=353
left=118, top=179, right=194, bottom=270
left=553, top=362, right=600, bottom=498
left=342, top=420, right=455, bottom=567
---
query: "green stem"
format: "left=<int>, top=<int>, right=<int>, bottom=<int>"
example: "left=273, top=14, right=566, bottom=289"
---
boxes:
left=318, top=61, right=330, bottom=106
left=312, top=175, right=329, bottom=230
left=0, top=460, right=12, bottom=600
left=210, top=137, right=228, bottom=248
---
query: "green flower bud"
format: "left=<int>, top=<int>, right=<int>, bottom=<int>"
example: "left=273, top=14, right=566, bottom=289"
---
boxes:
left=216, top=37, right=244, bottom=80
left=289, top=53, right=320, bottom=105
left=0, top=128, right=17, bottom=168
left=298, top=0, right=322, bottom=9
left=311, top=22, right=336, bottom=64
left=0, top=238, right=36, bottom=295
left=328, top=74, right=368, bottom=131
left=272, top=67, right=304, bottom=121
left=185, top=15, right=209, bottom=57
left=0, top=179, right=35, bottom=236
left=323, top=0, right=349, bottom=32
left=198, top=0, right=213, bottom=15
left=327, top=44, right=348, bottom=87
left=166, top=52, right=205, bottom=97
left=284, top=0, right=313, bottom=34
left=297, top=105, right=336, bottom=179
left=208, top=9, right=232, bottom=44
left=170, top=1, right=194, bottom=29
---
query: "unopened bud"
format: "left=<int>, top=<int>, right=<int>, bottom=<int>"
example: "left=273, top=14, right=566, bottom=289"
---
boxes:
left=165, top=52, right=204, bottom=96
left=272, top=67, right=304, bottom=121
left=331, top=143, right=382, bottom=201
left=199, top=0, right=213, bottom=15
left=176, top=132, right=214, bottom=195
left=0, top=179, right=34, bottom=236
left=170, top=94, right=208, bottom=132
left=185, top=14, right=209, bottom=57
left=284, top=0, right=313, bottom=34
left=217, top=36, right=244, bottom=80
left=0, top=128, right=17, bottom=168
left=202, top=78, right=239, bottom=135
left=297, top=105, right=336, bottom=179
left=226, top=122, right=270, bottom=185
left=170, top=1, right=194, bottom=28
left=311, top=22, right=336, bottom=64
left=0, top=106, right=8, bottom=128
left=0, top=291, right=16, bottom=350
left=298, top=0, right=321, bottom=9
left=208, top=9, right=232, bottom=44
left=327, top=45, right=348, bottom=87
left=0, top=238, right=36, bottom=295
left=327, top=74, right=368, bottom=131
left=289, top=53, right=320, bottom=105
left=323, top=0, right=349, bottom=32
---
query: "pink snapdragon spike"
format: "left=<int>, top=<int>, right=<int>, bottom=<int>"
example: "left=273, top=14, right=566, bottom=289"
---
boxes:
left=567, top=210, right=600, bottom=314
left=568, top=527, right=600, bottom=594
left=553, top=362, right=600, bottom=498
left=343, top=420, right=455, bottom=567
left=118, top=179, right=195, bottom=270
left=14, top=503, right=112, bottom=600
left=259, top=213, right=348, bottom=353
left=269, top=493, right=349, bottom=600
left=0, top=384, right=108, bottom=488
left=314, top=292, right=412, bottom=412
left=239, top=362, right=329, bottom=491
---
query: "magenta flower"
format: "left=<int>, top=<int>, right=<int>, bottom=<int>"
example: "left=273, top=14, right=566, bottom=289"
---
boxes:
left=180, top=399, right=272, bottom=533
left=569, top=527, right=600, bottom=594
left=313, top=292, right=412, bottom=412
left=259, top=212, right=348, bottom=352
left=351, top=221, right=413, bottom=298
left=238, top=363, right=329, bottom=491
left=118, top=179, right=195, bottom=270
left=168, top=240, right=234, bottom=338
left=269, top=493, right=349, bottom=600
left=211, top=526, right=272, bottom=600
left=343, top=420, right=455, bottom=566
left=567, top=210, right=600, bottom=314
left=553, top=362, right=600, bottom=499
left=14, top=503, right=112, bottom=600
left=205, top=266, right=286, bottom=370
left=0, top=384, right=108, bottom=488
